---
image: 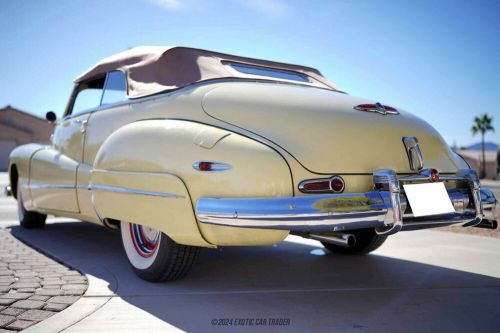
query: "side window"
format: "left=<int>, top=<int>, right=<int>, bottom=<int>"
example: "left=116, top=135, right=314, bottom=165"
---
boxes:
left=225, top=62, right=310, bottom=83
left=71, top=77, right=105, bottom=116
left=101, top=71, right=127, bottom=106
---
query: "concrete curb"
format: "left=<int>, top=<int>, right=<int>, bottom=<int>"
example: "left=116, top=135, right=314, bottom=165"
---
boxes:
left=23, top=276, right=112, bottom=333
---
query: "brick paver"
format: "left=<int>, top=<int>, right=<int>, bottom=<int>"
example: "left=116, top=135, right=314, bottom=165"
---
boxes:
left=0, top=229, right=87, bottom=331
left=6, top=319, right=35, bottom=330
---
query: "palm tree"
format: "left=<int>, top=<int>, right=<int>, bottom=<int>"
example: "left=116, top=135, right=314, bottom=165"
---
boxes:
left=471, top=114, right=495, bottom=178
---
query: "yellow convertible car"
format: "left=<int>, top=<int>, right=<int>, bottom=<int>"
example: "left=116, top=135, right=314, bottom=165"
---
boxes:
left=5, top=46, right=499, bottom=281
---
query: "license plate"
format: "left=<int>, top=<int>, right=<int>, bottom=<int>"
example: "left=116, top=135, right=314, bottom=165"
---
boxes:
left=402, top=182, right=455, bottom=217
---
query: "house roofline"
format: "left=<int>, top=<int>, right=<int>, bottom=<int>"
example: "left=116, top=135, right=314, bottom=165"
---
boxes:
left=0, top=105, right=48, bottom=122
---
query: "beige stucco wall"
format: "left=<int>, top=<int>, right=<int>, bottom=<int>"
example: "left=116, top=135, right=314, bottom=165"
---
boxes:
left=457, top=149, right=499, bottom=179
left=0, top=106, right=54, bottom=171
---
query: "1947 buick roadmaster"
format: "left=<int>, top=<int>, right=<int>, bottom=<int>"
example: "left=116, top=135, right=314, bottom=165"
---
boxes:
left=5, top=46, right=499, bottom=281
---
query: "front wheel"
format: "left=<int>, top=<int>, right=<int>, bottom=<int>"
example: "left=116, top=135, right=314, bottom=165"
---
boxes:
left=17, top=186, right=46, bottom=229
left=321, top=228, right=387, bottom=255
left=120, top=221, right=200, bottom=282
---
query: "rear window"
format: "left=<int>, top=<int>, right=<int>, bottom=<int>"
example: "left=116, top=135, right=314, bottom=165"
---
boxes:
left=226, top=62, right=310, bottom=83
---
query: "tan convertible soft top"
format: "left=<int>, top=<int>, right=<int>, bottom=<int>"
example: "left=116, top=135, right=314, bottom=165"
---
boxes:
left=75, top=46, right=337, bottom=99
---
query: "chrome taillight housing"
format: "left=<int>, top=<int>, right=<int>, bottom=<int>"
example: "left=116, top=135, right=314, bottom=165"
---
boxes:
left=298, top=176, right=345, bottom=194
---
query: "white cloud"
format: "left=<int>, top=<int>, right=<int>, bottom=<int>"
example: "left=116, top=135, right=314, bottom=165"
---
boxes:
left=147, top=0, right=183, bottom=11
left=146, top=0, right=292, bottom=17
left=237, top=0, right=292, bottom=18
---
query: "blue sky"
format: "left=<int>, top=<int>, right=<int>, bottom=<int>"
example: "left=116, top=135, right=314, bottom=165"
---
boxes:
left=0, top=0, right=498, bottom=147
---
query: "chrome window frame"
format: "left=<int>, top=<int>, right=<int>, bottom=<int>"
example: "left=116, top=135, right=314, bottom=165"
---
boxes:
left=62, top=75, right=107, bottom=121
left=99, top=70, right=129, bottom=108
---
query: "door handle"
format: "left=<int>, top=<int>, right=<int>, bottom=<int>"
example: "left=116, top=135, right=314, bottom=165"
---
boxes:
left=74, top=119, right=88, bottom=133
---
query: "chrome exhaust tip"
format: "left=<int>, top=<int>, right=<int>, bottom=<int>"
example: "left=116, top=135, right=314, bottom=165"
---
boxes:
left=3, top=185, right=12, bottom=197
left=310, top=232, right=356, bottom=248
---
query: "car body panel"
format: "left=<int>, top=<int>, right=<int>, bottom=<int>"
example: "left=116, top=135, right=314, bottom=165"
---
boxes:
left=8, top=143, right=46, bottom=208
left=91, top=170, right=213, bottom=247
left=90, top=119, right=292, bottom=246
left=202, top=83, right=460, bottom=174
left=29, top=148, right=80, bottom=212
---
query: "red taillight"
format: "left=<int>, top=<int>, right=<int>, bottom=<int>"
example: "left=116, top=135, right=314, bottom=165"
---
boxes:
left=302, top=180, right=330, bottom=192
left=430, top=168, right=439, bottom=182
left=197, top=162, right=213, bottom=171
left=330, top=176, right=345, bottom=192
left=299, top=176, right=345, bottom=193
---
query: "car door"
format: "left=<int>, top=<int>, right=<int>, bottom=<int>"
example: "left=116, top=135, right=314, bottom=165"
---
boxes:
left=77, top=71, right=132, bottom=221
left=29, top=76, right=105, bottom=213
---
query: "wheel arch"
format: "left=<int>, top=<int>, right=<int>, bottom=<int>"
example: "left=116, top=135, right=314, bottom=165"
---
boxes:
left=9, top=164, right=18, bottom=199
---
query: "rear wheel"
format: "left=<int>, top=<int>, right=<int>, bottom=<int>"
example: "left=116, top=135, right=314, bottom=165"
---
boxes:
left=120, top=221, right=199, bottom=282
left=17, top=186, right=46, bottom=229
left=321, top=228, right=387, bottom=255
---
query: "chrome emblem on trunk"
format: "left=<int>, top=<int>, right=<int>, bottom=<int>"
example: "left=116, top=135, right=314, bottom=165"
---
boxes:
left=353, top=103, right=399, bottom=115
left=402, top=136, right=424, bottom=170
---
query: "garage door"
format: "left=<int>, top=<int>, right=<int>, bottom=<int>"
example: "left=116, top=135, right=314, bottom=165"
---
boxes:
left=0, top=140, right=17, bottom=171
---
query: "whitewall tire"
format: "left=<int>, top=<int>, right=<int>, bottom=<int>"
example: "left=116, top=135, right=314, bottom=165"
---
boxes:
left=120, top=221, right=200, bottom=281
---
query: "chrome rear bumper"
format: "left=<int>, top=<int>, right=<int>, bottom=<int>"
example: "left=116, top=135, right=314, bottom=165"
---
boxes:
left=195, top=169, right=499, bottom=236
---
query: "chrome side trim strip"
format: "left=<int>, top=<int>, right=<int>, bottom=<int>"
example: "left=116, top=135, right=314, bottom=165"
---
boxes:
left=89, top=184, right=185, bottom=199
left=24, top=184, right=76, bottom=190
left=22, top=183, right=185, bottom=199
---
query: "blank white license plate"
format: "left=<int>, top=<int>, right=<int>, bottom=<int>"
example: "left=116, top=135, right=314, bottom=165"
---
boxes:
left=402, top=182, right=455, bottom=217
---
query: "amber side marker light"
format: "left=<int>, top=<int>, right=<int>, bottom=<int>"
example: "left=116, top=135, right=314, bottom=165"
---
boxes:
left=299, top=176, right=345, bottom=193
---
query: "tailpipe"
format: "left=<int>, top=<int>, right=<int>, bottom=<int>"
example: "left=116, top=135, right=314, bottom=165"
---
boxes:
left=310, top=232, right=356, bottom=248
left=473, top=219, right=498, bottom=230
left=3, top=185, right=12, bottom=197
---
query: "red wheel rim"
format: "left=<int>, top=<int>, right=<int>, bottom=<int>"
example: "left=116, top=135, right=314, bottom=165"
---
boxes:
left=129, top=224, right=160, bottom=258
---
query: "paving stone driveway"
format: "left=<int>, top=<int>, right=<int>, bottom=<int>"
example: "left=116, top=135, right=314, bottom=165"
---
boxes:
left=0, top=229, right=88, bottom=331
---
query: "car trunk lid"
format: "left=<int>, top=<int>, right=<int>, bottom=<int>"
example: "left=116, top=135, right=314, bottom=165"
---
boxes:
left=202, top=83, right=459, bottom=174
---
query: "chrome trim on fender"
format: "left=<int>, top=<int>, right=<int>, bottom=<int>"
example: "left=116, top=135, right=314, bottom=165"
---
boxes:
left=89, top=184, right=185, bottom=199
left=24, top=184, right=76, bottom=190
left=192, top=161, right=232, bottom=172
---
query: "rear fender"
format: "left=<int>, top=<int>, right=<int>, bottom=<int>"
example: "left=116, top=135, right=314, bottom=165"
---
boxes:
left=91, top=119, right=293, bottom=247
